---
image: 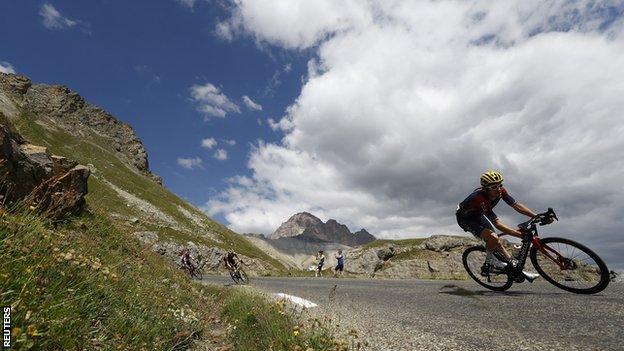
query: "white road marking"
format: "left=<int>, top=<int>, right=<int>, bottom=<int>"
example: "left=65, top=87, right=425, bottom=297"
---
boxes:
left=274, top=293, right=318, bottom=308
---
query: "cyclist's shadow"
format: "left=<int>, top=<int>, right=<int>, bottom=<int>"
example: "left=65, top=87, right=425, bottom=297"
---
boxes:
left=438, top=284, right=568, bottom=297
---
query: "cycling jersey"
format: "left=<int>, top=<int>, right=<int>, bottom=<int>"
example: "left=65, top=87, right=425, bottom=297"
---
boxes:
left=456, top=187, right=517, bottom=237
left=181, top=253, right=193, bottom=268
left=225, top=253, right=238, bottom=267
left=457, top=187, right=516, bottom=221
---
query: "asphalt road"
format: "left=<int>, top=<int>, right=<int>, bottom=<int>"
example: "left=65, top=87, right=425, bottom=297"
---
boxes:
left=202, top=275, right=623, bottom=351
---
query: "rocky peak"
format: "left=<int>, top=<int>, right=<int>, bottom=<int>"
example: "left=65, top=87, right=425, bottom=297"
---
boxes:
left=0, top=72, right=162, bottom=185
left=353, top=229, right=376, bottom=245
left=270, top=212, right=376, bottom=246
left=270, top=212, right=324, bottom=239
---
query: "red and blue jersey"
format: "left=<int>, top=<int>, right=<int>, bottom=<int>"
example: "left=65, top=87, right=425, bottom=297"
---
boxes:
left=457, top=187, right=517, bottom=222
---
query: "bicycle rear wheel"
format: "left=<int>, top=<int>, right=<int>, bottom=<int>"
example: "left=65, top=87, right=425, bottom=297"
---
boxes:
left=530, top=237, right=609, bottom=294
left=462, top=246, right=512, bottom=291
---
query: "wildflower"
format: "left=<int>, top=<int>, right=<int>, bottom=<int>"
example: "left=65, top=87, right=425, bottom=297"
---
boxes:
left=293, top=330, right=300, bottom=337
left=63, top=252, right=73, bottom=260
left=91, top=261, right=102, bottom=270
left=25, top=310, right=32, bottom=320
left=12, top=327, right=21, bottom=338
left=27, top=325, right=39, bottom=337
left=29, top=205, right=36, bottom=211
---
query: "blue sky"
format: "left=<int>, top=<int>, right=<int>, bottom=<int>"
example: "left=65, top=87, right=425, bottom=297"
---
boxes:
left=0, top=0, right=313, bottom=225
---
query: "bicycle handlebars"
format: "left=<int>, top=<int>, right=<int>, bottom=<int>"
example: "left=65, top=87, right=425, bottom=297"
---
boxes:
left=519, top=208, right=558, bottom=230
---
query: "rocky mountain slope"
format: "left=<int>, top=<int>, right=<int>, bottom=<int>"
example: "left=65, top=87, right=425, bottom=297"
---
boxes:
left=270, top=211, right=376, bottom=246
left=0, top=72, right=283, bottom=274
left=344, top=235, right=481, bottom=279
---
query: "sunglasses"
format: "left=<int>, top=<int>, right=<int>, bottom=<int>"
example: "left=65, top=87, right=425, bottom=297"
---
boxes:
left=486, top=184, right=503, bottom=190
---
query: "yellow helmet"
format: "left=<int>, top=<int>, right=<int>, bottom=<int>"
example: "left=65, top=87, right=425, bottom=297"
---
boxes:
left=480, top=171, right=504, bottom=187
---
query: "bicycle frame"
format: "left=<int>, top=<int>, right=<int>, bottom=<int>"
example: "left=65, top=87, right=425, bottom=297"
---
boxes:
left=513, top=208, right=567, bottom=271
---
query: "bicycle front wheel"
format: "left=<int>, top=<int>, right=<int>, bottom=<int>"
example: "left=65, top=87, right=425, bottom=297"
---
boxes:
left=462, top=246, right=512, bottom=292
left=191, top=268, right=203, bottom=280
left=238, top=269, right=249, bottom=284
left=229, top=270, right=240, bottom=284
left=530, top=237, right=609, bottom=294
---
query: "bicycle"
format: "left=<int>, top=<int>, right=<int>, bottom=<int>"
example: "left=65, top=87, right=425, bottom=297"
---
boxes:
left=227, top=262, right=249, bottom=284
left=182, top=258, right=205, bottom=280
left=462, top=208, right=610, bottom=294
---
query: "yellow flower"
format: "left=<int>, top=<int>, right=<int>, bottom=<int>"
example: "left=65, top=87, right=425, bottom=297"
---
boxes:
left=293, top=330, right=300, bottom=336
left=12, top=327, right=21, bottom=338
left=29, top=205, right=36, bottom=211
left=27, top=325, right=38, bottom=337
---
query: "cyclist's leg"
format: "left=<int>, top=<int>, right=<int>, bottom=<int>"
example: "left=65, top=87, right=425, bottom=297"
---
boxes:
left=480, top=229, right=512, bottom=262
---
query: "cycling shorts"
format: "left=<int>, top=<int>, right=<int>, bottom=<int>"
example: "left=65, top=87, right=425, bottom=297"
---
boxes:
left=456, top=211, right=496, bottom=238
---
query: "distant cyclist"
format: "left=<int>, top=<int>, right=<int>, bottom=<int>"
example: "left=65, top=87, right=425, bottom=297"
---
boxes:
left=456, top=171, right=544, bottom=280
left=333, top=250, right=345, bottom=277
left=223, top=250, right=240, bottom=271
left=315, top=251, right=325, bottom=277
left=180, top=249, right=195, bottom=273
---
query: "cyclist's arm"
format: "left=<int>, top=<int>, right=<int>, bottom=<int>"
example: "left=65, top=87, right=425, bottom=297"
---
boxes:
left=493, top=219, right=522, bottom=238
left=512, top=202, right=536, bottom=218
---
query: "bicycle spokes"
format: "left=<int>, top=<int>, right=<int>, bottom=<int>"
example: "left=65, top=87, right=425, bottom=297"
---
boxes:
left=534, top=241, right=605, bottom=290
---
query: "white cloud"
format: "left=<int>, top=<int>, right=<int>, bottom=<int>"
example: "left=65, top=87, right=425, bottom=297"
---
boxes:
left=242, top=95, right=263, bottom=111
left=213, top=149, right=228, bottom=161
left=215, top=21, right=235, bottom=41
left=201, top=137, right=217, bottom=149
left=190, top=83, right=240, bottom=119
left=176, top=0, right=197, bottom=8
left=224, top=139, right=236, bottom=146
left=209, top=1, right=624, bottom=268
left=40, top=3, right=77, bottom=30
left=177, top=157, right=203, bottom=170
left=0, top=61, right=15, bottom=74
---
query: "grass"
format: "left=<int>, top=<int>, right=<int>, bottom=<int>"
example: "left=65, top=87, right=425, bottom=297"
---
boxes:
left=359, top=238, right=426, bottom=251
left=0, top=209, right=341, bottom=350
left=221, top=290, right=356, bottom=351
left=392, top=248, right=439, bottom=261
left=0, top=209, right=220, bottom=350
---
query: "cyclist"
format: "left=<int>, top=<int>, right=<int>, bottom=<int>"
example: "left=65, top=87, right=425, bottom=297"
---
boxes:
left=223, top=250, right=239, bottom=271
left=456, top=171, right=543, bottom=280
left=333, top=250, right=345, bottom=277
left=180, top=249, right=195, bottom=274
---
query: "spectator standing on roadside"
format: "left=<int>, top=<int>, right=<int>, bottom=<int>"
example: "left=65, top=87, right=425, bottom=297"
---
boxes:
left=334, top=250, right=345, bottom=277
left=315, top=251, right=325, bottom=277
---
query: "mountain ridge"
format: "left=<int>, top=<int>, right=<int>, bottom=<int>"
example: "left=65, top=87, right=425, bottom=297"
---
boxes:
left=270, top=211, right=376, bottom=246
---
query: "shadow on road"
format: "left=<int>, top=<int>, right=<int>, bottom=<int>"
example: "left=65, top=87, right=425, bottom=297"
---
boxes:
left=438, top=284, right=568, bottom=298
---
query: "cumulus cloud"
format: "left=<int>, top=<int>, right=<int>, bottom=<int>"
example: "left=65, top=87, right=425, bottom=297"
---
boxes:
left=177, top=157, right=203, bottom=170
left=190, top=83, right=240, bottom=119
left=224, top=139, right=236, bottom=146
left=242, top=95, right=263, bottom=111
left=201, top=137, right=217, bottom=149
left=40, top=3, right=77, bottom=30
left=0, top=61, right=15, bottom=74
left=208, top=0, right=624, bottom=268
left=213, top=149, right=228, bottom=161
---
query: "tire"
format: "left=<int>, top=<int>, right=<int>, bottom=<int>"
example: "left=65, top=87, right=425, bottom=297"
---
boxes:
left=191, top=268, right=203, bottom=280
left=530, top=237, right=609, bottom=294
left=462, top=246, right=513, bottom=292
left=229, top=269, right=240, bottom=284
left=238, top=269, right=249, bottom=284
